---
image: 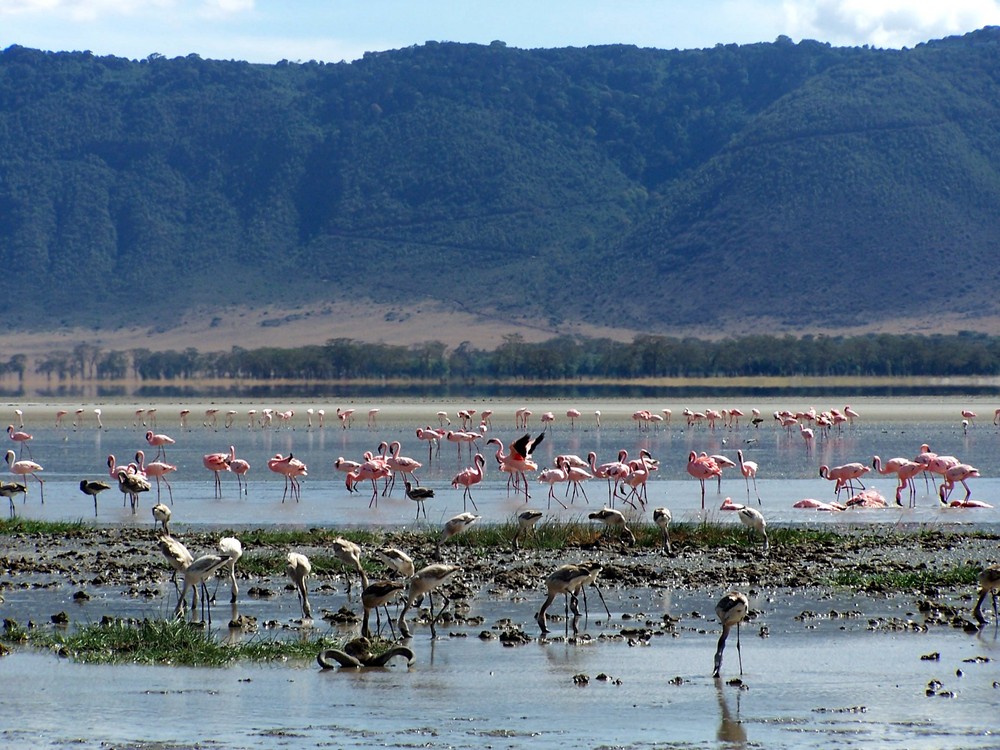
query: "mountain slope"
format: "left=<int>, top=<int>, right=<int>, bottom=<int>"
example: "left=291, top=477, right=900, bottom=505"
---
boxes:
left=1, top=32, right=999, bottom=345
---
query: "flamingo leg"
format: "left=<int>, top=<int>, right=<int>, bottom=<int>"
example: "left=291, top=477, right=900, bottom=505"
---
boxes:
left=735, top=621, right=743, bottom=675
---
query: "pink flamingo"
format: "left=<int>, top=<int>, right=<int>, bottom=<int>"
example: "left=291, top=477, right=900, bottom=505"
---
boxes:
left=416, top=427, right=444, bottom=462
left=736, top=449, right=760, bottom=505
left=845, top=489, right=887, bottom=508
left=5, top=449, right=43, bottom=503
left=819, top=463, right=870, bottom=497
left=496, top=433, right=544, bottom=500
left=55, top=409, right=68, bottom=428
left=924, top=453, right=960, bottom=494
left=347, top=456, right=391, bottom=507
left=386, top=440, right=422, bottom=495
left=799, top=424, right=814, bottom=453
left=538, top=462, right=569, bottom=509
left=203, top=449, right=230, bottom=497
left=334, top=456, right=362, bottom=475
left=710, top=453, right=737, bottom=492
left=727, top=408, right=744, bottom=429
left=7, top=424, right=33, bottom=458
left=135, top=449, right=176, bottom=504
left=938, top=463, right=980, bottom=504
left=792, top=498, right=846, bottom=512
left=873, top=455, right=921, bottom=507
left=620, top=450, right=654, bottom=508
left=227, top=445, right=250, bottom=495
left=487, top=437, right=527, bottom=497
left=562, top=458, right=593, bottom=504
left=961, top=409, right=977, bottom=427
left=540, top=412, right=555, bottom=430
left=204, top=408, right=219, bottom=429
left=590, top=449, right=631, bottom=506
left=566, top=409, right=581, bottom=429
left=446, top=430, right=480, bottom=459
left=892, top=460, right=925, bottom=507
left=451, top=453, right=486, bottom=511
left=336, top=408, right=355, bottom=429
left=145, top=430, right=175, bottom=460
left=950, top=498, right=993, bottom=508
left=268, top=453, right=308, bottom=503
left=687, top=451, right=722, bottom=510
left=843, top=404, right=860, bottom=425
left=720, top=496, right=745, bottom=511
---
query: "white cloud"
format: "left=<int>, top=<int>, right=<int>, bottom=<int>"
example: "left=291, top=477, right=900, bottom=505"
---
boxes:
left=783, top=0, right=1000, bottom=47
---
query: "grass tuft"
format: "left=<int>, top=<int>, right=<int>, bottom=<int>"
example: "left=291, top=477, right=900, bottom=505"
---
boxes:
left=830, top=564, right=982, bottom=591
left=6, top=618, right=343, bottom=666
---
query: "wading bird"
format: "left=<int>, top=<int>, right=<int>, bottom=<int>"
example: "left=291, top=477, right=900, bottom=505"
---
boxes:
left=512, top=509, right=544, bottom=550
left=203, top=449, right=230, bottom=498
left=174, top=552, right=233, bottom=624
left=713, top=591, right=749, bottom=678
left=377, top=547, right=415, bottom=579
left=145, top=430, right=176, bottom=460
left=218, top=536, right=243, bottom=603
left=1, top=481, right=26, bottom=517
left=938, top=463, right=980, bottom=504
left=7, top=425, right=32, bottom=458
left=397, top=563, right=460, bottom=639
left=451, top=453, right=486, bottom=511
left=361, top=579, right=406, bottom=638
left=436, top=512, right=480, bottom=560
left=588, top=506, right=635, bottom=545
left=157, top=534, right=194, bottom=598
left=5, top=450, right=43, bottom=503
left=973, top=567, right=1000, bottom=627
left=403, top=480, right=434, bottom=519
left=267, top=453, right=308, bottom=502
left=687, top=451, right=722, bottom=509
left=653, top=506, right=672, bottom=554
left=78, top=479, right=109, bottom=516
left=227, top=445, right=250, bottom=495
left=286, top=552, right=313, bottom=620
left=736, top=450, right=760, bottom=505
left=737, top=506, right=768, bottom=553
left=819, top=463, right=870, bottom=497
left=135, top=450, right=176, bottom=504
left=151, top=502, right=171, bottom=535
left=331, top=537, right=368, bottom=595
left=535, top=563, right=592, bottom=635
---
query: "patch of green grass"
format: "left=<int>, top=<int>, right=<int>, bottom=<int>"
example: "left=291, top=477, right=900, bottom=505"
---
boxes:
left=831, top=564, right=982, bottom=591
left=0, top=518, right=90, bottom=535
left=6, top=618, right=342, bottom=666
left=235, top=527, right=388, bottom=548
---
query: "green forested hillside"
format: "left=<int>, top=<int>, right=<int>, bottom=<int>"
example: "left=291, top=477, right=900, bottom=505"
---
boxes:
left=1, top=30, right=999, bottom=336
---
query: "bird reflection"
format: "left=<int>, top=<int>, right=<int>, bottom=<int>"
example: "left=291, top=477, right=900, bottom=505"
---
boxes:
left=715, top=680, right=747, bottom=747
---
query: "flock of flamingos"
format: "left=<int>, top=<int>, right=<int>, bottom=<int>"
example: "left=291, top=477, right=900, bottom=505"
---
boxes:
left=2, top=401, right=999, bottom=672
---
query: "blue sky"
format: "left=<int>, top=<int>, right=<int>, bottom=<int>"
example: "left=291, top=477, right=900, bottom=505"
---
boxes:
left=2, top=0, right=999, bottom=63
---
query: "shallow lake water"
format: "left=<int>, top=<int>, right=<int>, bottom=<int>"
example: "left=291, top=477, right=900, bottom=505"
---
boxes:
left=2, top=396, right=1000, bottom=748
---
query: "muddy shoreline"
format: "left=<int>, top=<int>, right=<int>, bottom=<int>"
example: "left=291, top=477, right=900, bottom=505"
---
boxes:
left=2, top=524, right=996, bottom=635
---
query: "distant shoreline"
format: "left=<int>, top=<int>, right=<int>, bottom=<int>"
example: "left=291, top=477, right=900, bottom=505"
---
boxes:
left=2, top=374, right=999, bottom=401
